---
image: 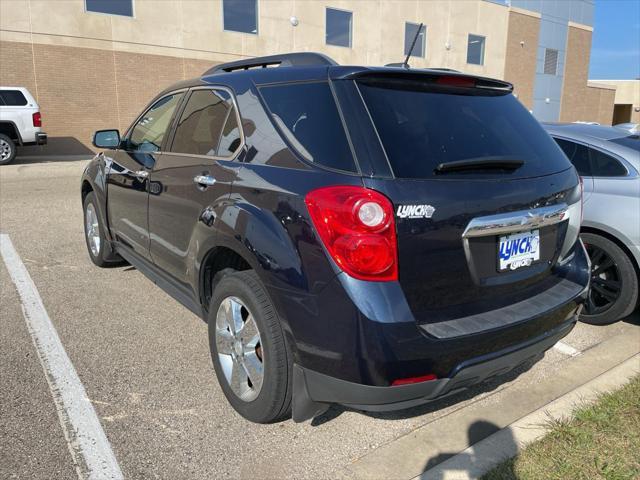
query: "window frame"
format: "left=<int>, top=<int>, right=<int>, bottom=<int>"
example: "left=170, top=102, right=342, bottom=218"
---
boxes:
left=552, top=135, right=632, bottom=179
left=543, top=48, right=559, bottom=75
left=222, top=0, right=259, bottom=35
left=166, top=85, right=246, bottom=161
left=325, top=7, right=353, bottom=48
left=466, top=34, right=486, bottom=66
left=84, top=0, right=135, bottom=18
left=404, top=22, right=426, bottom=58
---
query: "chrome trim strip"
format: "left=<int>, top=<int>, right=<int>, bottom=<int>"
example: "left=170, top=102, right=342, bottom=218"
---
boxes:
left=462, top=203, right=569, bottom=239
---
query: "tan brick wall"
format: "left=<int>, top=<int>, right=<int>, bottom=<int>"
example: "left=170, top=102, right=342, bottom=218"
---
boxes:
left=33, top=43, right=120, bottom=146
left=560, top=25, right=615, bottom=125
left=503, top=11, right=540, bottom=110
left=0, top=40, right=219, bottom=151
left=0, top=40, right=37, bottom=95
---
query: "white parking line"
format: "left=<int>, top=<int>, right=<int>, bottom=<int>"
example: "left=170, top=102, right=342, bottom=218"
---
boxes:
left=0, top=234, right=123, bottom=480
left=553, top=340, right=582, bottom=357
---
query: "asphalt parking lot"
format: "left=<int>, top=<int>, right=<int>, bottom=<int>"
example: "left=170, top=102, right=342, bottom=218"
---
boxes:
left=1, top=159, right=639, bottom=480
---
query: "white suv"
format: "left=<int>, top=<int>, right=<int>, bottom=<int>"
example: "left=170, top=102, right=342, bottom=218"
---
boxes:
left=0, top=87, right=47, bottom=164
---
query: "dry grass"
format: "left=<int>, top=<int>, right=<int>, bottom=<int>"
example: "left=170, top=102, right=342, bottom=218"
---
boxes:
left=482, top=375, right=640, bottom=480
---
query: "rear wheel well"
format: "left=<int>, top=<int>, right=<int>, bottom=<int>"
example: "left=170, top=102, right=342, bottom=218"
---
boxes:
left=581, top=226, right=640, bottom=277
left=0, top=122, right=20, bottom=143
left=200, top=247, right=252, bottom=311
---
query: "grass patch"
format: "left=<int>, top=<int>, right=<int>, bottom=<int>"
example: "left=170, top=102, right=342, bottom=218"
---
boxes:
left=482, top=375, right=640, bottom=480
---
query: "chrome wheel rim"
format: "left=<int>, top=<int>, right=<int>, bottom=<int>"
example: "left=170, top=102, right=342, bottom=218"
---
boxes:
left=85, top=203, right=101, bottom=257
left=215, top=296, right=263, bottom=402
left=0, top=139, right=11, bottom=161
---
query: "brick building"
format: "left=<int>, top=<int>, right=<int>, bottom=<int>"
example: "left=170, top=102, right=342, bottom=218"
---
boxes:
left=0, top=0, right=617, bottom=153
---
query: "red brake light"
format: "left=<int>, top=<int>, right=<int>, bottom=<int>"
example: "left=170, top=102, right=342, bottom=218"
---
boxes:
left=305, top=186, right=398, bottom=281
left=32, top=112, right=42, bottom=127
left=391, top=374, right=438, bottom=386
left=436, top=75, right=476, bottom=88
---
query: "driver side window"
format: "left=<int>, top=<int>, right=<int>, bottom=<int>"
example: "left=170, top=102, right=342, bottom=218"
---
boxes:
left=128, top=93, right=184, bottom=152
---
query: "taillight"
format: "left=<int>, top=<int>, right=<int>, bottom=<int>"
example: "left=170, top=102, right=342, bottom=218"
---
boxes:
left=305, top=186, right=398, bottom=281
left=32, top=112, right=42, bottom=127
left=391, top=373, right=438, bottom=386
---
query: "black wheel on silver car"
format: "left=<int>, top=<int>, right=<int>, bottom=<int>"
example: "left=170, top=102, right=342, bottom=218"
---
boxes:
left=208, top=270, right=292, bottom=423
left=0, top=133, right=17, bottom=165
left=580, top=232, right=638, bottom=325
left=83, top=192, right=124, bottom=267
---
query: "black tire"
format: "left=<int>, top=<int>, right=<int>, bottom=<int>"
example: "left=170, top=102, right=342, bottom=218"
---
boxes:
left=208, top=270, right=292, bottom=423
left=83, top=192, right=124, bottom=267
left=580, top=232, right=638, bottom=325
left=0, top=133, right=17, bottom=165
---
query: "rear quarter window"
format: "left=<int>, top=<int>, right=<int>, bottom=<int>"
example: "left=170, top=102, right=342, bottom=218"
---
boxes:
left=0, top=90, right=28, bottom=106
left=258, top=82, right=357, bottom=173
left=357, top=80, right=572, bottom=179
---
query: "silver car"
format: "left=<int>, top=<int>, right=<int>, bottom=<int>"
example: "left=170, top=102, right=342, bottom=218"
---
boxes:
left=543, top=123, right=640, bottom=324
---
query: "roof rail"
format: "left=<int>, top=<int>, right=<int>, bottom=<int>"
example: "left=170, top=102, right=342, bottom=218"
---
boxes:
left=203, top=52, right=337, bottom=76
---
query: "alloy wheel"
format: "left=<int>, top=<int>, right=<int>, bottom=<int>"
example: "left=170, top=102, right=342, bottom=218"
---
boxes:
left=0, top=138, right=11, bottom=162
left=215, top=296, right=264, bottom=402
left=85, top=203, right=101, bottom=257
left=584, top=243, right=622, bottom=315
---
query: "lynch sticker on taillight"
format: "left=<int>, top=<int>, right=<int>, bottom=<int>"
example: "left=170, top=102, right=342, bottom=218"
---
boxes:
left=396, top=204, right=436, bottom=219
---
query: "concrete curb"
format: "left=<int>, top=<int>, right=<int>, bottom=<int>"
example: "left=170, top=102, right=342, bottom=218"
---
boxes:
left=417, top=354, right=640, bottom=480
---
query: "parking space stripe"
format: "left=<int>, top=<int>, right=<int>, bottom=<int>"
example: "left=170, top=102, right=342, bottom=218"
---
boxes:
left=553, top=340, right=581, bottom=357
left=0, top=234, right=123, bottom=480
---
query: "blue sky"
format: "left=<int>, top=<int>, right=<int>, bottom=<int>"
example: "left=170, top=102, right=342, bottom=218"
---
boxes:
left=589, top=0, right=640, bottom=79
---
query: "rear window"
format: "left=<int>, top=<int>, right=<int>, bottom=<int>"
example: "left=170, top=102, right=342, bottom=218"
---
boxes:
left=610, top=135, right=640, bottom=152
left=357, top=80, right=572, bottom=179
left=259, top=82, right=357, bottom=173
left=0, top=90, right=28, bottom=106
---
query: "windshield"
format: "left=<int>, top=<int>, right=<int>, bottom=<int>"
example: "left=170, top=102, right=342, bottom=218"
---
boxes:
left=357, top=79, right=572, bottom=179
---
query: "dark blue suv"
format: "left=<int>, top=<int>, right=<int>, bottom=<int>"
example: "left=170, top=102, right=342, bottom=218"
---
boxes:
left=82, top=53, right=590, bottom=423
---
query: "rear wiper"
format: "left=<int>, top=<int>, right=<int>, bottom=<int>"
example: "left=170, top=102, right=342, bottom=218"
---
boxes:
left=434, top=157, right=524, bottom=174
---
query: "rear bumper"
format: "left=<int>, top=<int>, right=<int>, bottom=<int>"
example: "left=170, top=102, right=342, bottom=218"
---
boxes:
left=292, top=316, right=577, bottom=421
left=22, top=132, right=47, bottom=146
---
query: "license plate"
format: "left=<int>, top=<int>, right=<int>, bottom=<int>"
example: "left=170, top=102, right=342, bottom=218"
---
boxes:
left=498, top=230, right=540, bottom=271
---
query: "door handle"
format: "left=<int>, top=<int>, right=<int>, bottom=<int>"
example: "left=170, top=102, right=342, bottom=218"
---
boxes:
left=133, top=170, right=149, bottom=180
left=194, top=175, right=216, bottom=187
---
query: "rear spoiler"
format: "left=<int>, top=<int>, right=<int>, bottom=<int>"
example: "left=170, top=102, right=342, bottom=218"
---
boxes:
left=331, top=67, right=513, bottom=93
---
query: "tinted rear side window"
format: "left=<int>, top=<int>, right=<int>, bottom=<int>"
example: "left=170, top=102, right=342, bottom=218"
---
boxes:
left=259, top=82, right=356, bottom=172
left=589, top=148, right=627, bottom=177
left=554, top=138, right=591, bottom=176
left=357, top=80, right=572, bottom=179
left=0, top=90, right=28, bottom=106
left=172, top=89, right=240, bottom=157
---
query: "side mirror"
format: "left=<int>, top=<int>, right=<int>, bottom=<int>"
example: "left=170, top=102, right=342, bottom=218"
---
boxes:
left=93, top=129, right=120, bottom=149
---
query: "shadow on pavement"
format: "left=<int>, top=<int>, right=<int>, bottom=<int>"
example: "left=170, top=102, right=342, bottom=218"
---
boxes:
left=622, top=308, right=640, bottom=326
left=421, top=420, right=516, bottom=479
left=13, top=137, right=94, bottom=165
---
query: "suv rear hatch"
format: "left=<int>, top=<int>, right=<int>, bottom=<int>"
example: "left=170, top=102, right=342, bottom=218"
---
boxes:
left=338, top=70, right=582, bottom=327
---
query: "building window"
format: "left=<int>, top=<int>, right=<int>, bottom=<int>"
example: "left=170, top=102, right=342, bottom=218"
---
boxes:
left=404, top=23, right=426, bottom=58
left=326, top=8, right=352, bottom=47
left=85, top=0, right=133, bottom=17
left=544, top=48, right=559, bottom=75
left=223, top=0, right=258, bottom=34
left=467, top=34, right=485, bottom=65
